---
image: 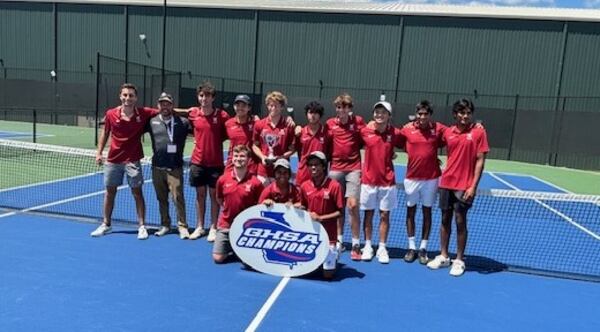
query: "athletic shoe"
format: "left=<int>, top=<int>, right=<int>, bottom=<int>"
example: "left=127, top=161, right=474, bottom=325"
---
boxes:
left=207, top=227, right=217, bottom=242
left=350, top=245, right=362, bottom=261
left=418, top=249, right=429, bottom=265
left=154, top=226, right=170, bottom=237
left=450, top=259, right=466, bottom=277
left=376, top=247, right=390, bottom=264
left=427, top=254, right=451, bottom=269
left=361, top=245, right=374, bottom=261
left=90, top=223, right=111, bottom=237
left=189, top=228, right=206, bottom=240
left=137, top=226, right=149, bottom=240
left=403, top=249, right=417, bottom=263
left=178, top=227, right=190, bottom=240
left=336, top=241, right=346, bottom=253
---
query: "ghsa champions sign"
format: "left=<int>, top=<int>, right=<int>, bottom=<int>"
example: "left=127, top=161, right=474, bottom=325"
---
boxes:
left=230, top=203, right=330, bottom=277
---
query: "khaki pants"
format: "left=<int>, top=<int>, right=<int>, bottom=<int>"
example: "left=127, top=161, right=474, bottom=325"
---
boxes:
left=152, top=167, right=187, bottom=228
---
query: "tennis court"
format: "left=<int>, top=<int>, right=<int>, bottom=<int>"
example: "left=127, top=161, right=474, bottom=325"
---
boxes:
left=1, top=139, right=599, bottom=331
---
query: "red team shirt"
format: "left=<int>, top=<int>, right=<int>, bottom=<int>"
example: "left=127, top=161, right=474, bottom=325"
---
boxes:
left=189, top=107, right=230, bottom=167
left=252, top=117, right=296, bottom=177
left=258, top=182, right=301, bottom=204
left=215, top=171, right=264, bottom=229
left=224, top=117, right=258, bottom=174
left=360, top=125, right=405, bottom=187
left=103, top=106, right=158, bottom=163
left=400, top=122, right=447, bottom=180
left=296, top=124, right=331, bottom=184
left=299, top=178, right=344, bottom=245
left=439, top=124, right=489, bottom=191
left=326, top=115, right=365, bottom=172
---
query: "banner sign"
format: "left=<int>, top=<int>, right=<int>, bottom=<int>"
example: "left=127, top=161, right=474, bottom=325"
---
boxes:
left=230, top=203, right=330, bottom=277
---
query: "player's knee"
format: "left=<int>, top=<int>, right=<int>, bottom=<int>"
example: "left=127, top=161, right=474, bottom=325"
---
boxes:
left=213, top=254, right=227, bottom=264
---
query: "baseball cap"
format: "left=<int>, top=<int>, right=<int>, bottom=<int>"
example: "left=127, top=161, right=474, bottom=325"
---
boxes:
left=234, top=94, right=252, bottom=105
left=307, top=151, right=327, bottom=164
left=158, top=92, right=173, bottom=104
left=273, top=158, right=291, bottom=170
left=373, top=101, right=392, bottom=114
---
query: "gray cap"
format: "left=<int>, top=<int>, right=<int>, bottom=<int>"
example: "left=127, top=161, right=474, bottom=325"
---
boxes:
left=273, top=158, right=291, bottom=170
left=158, top=92, right=173, bottom=104
left=234, top=94, right=252, bottom=105
left=373, top=101, right=392, bottom=114
left=307, top=151, right=327, bottom=164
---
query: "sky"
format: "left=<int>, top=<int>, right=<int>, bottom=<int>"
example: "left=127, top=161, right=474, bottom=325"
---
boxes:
left=364, top=0, right=600, bottom=9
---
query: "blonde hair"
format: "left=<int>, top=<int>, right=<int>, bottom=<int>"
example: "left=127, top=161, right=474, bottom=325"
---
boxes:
left=334, top=93, right=353, bottom=108
left=265, top=91, right=287, bottom=107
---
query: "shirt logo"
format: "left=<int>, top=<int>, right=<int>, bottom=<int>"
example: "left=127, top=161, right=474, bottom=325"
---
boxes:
left=386, top=135, right=392, bottom=143
left=212, top=117, right=218, bottom=124
left=349, top=124, right=354, bottom=131
left=467, top=133, right=473, bottom=140
left=323, top=190, right=330, bottom=200
left=136, top=116, right=141, bottom=123
left=225, top=183, right=234, bottom=188
left=245, top=183, right=252, bottom=192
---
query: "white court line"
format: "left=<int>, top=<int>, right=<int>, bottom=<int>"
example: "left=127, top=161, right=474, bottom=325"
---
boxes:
left=0, top=179, right=152, bottom=219
left=245, top=277, right=290, bottom=332
left=526, top=175, right=572, bottom=194
left=0, top=172, right=102, bottom=194
left=488, top=172, right=600, bottom=241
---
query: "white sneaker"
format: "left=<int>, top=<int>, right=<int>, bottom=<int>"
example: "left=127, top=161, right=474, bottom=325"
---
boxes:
left=207, top=227, right=217, bottom=242
left=178, top=227, right=190, bottom=240
left=91, top=224, right=111, bottom=237
left=189, top=228, right=206, bottom=240
left=137, top=226, right=149, bottom=240
left=376, top=247, right=390, bottom=264
left=336, top=241, right=345, bottom=253
left=427, top=254, right=451, bottom=269
left=361, top=245, right=374, bottom=261
left=154, top=226, right=170, bottom=237
left=450, top=259, right=466, bottom=277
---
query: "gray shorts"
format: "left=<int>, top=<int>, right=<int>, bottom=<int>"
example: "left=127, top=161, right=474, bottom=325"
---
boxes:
left=104, top=161, right=144, bottom=188
left=212, top=229, right=232, bottom=255
left=329, top=170, right=361, bottom=199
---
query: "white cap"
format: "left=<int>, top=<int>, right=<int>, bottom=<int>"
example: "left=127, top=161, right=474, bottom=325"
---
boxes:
left=307, top=151, right=327, bottom=164
left=373, top=101, right=392, bottom=114
left=273, top=158, right=291, bottom=170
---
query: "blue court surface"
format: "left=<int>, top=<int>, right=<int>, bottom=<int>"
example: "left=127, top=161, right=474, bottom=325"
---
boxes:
left=1, top=158, right=599, bottom=331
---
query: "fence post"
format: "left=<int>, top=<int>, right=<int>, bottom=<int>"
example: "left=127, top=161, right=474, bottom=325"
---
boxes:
left=33, top=109, right=37, bottom=143
left=318, top=80, right=323, bottom=100
left=507, top=94, right=519, bottom=160
left=95, top=52, right=100, bottom=146
left=552, top=97, right=567, bottom=166
left=143, top=65, right=147, bottom=107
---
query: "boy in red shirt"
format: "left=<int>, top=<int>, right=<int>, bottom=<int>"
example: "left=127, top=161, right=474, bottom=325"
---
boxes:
left=295, top=101, right=331, bottom=185
left=225, top=95, right=258, bottom=175
left=213, top=145, right=263, bottom=263
left=427, top=99, right=489, bottom=277
left=298, top=151, right=344, bottom=280
left=260, top=159, right=301, bottom=206
left=188, top=81, right=230, bottom=242
left=91, top=83, right=158, bottom=240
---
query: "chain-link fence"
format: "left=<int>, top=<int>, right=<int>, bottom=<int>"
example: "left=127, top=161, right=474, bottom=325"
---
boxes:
left=1, top=55, right=599, bottom=170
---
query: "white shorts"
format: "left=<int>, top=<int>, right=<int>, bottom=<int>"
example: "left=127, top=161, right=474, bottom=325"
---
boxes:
left=404, top=178, right=439, bottom=208
left=359, top=184, right=397, bottom=211
left=322, top=245, right=338, bottom=271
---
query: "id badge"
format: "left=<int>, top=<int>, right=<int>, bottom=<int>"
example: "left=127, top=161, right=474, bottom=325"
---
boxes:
left=167, top=144, right=177, bottom=153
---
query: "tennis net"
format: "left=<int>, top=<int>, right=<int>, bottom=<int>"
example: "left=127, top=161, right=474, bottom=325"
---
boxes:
left=1, top=139, right=599, bottom=282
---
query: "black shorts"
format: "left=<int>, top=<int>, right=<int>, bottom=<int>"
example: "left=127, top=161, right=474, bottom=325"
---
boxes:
left=189, top=164, right=224, bottom=188
left=439, top=188, right=472, bottom=212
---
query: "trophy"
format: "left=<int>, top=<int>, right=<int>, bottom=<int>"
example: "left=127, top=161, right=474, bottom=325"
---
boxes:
left=264, top=133, right=279, bottom=164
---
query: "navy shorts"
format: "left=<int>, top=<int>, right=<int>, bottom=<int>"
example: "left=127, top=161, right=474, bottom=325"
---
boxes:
left=438, top=188, right=472, bottom=212
left=189, top=164, right=224, bottom=188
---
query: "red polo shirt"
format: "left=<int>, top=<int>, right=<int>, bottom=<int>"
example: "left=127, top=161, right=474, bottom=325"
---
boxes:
left=258, top=182, right=301, bottom=204
left=400, top=122, right=447, bottom=180
left=296, top=124, right=331, bottom=184
left=189, top=107, right=230, bottom=167
left=326, top=115, right=365, bottom=172
left=299, top=177, right=344, bottom=244
left=224, top=117, right=258, bottom=174
left=216, top=171, right=264, bottom=229
left=104, top=106, right=158, bottom=163
left=360, top=125, right=405, bottom=186
left=252, top=116, right=296, bottom=177
left=439, top=124, right=489, bottom=191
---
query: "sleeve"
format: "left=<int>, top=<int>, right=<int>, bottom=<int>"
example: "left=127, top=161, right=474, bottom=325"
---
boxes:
left=103, top=111, right=112, bottom=133
left=323, top=131, right=333, bottom=157
left=291, top=185, right=302, bottom=204
left=439, top=125, right=448, bottom=148
left=286, top=122, right=297, bottom=150
left=299, top=184, right=308, bottom=208
left=252, top=121, right=262, bottom=146
left=477, top=129, right=490, bottom=154
left=258, top=184, right=271, bottom=203
left=221, top=110, right=230, bottom=140
left=356, top=116, right=366, bottom=130
left=394, top=127, right=406, bottom=149
left=215, top=176, right=224, bottom=201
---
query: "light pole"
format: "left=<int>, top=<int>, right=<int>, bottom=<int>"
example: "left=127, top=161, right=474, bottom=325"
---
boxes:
left=161, top=0, right=167, bottom=91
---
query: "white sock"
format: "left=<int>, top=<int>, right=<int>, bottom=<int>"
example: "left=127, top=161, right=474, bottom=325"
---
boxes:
left=337, top=235, right=343, bottom=243
left=408, top=236, right=416, bottom=250
left=379, top=242, right=386, bottom=250
left=419, top=240, right=428, bottom=250
left=365, top=240, right=372, bottom=248
left=352, top=238, right=360, bottom=246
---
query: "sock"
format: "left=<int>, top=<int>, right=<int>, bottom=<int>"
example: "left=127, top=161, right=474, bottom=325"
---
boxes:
left=365, top=240, right=372, bottom=248
left=379, top=242, right=386, bottom=250
left=352, top=238, right=360, bottom=246
left=337, top=235, right=343, bottom=243
left=408, top=236, right=416, bottom=250
left=419, top=240, right=428, bottom=250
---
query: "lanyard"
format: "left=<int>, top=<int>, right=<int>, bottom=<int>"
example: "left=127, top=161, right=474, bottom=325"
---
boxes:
left=160, top=115, right=175, bottom=143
